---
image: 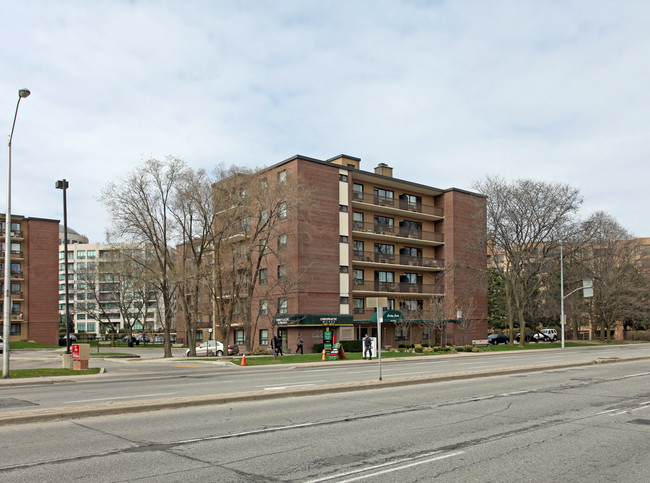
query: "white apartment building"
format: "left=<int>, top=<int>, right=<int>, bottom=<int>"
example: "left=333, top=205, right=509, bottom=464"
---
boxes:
left=58, top=233, right=161, bottom=337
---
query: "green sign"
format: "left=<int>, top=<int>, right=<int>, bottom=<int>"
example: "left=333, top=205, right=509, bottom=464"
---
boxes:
left=323, top=330, right=333, bottom=351
left=370, top=310, right=403, bottom=322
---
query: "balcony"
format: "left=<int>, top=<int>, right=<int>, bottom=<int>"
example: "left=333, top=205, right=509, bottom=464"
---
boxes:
left=352, top=221, right=444, bottom=244
left=352, top=250, right=443, bottom=269
left=351, top=192, right=443, bottom=219
left=352, top=280, right=443, bottom=295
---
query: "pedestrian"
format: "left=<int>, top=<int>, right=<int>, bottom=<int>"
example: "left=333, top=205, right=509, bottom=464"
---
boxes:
left=296, top=334, right=304, bottom=354
left=363, top=334, right=372, bottom=360
left=272, top=333, right=283, bottom=356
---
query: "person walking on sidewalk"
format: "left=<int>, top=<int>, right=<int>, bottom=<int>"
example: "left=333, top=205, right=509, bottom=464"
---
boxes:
left=363, top=334, right=373, bottom=360
left=272, top=333, right=283, bottom=356
left=296, top=334, right=304, bottom=354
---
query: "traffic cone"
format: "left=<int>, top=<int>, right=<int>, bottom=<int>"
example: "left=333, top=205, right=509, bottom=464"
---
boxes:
left=240, top=353, right=246, bottom=366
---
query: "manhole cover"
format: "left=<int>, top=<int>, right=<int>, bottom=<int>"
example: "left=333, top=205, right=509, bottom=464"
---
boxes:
left=0, top=398, right=38, bottom=409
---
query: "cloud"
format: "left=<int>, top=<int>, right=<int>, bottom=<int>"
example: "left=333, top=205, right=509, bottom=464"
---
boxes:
left=1, top=0, right=649, bottom=240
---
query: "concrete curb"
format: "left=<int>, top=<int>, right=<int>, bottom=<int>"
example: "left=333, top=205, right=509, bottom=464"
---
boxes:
left=1, top=355, right=647, bottom=426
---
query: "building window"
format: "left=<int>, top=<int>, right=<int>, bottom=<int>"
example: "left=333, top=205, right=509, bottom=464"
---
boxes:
left=77, top=250, right=86, bottom=259
left=277, top=170, right=287, bottom=184
left=261, top=178, right=268, bottom=192
left=354, top=269, right=364, bottom=285
left=340, top=266, right=348, bottom=273
left=77, top=323, right=86, bottom=333
left=278, top=297, right=288, bottom=314
left=259, top=238, right=268, bottom=255
left=278, top=202, right=287, bottom=219
left=259, top=268, right=268, bottom=285
left=259, top=300, right=269, bottom=315
left=10, top=324, right=20, bottom=335
left=87, top=322, right=96, bottom=332
left=259, top=329, right=269, bottom=346
left=59, top=252, right=65, bottom=260
left=339, top=174, right=348, bottom=182
left=277, top=264, right=286, bottom=280
left=353, top=183, right=364, bottom=200
left=277, top=233, right=288, bottom=250
left=354, top=298, right=364, bottom=314
left=340, top=297, right=349, bottom=304
left=340, top=236, right=348, bottom=243
left=374, top=187, right=394, bottom=205
left=353, top=212, right=364, bottom=230
left=339, top=205, right=348, bottom=212
left=353, top=240, right=364, bottom=258
left=87, top=250, right=96, bottom=259
left=395, top=326, right=410, bottom=341
left=374, top=215, right=394, bottom=233
left=235, top=330, right=245, bottom=345
left=196, top=331, right=203, bottom=342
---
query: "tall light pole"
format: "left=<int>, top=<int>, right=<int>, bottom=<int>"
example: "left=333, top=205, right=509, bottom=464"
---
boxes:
left=3, top=88, right=30, bottom=379
left=56, top=179, right=71, bottom=354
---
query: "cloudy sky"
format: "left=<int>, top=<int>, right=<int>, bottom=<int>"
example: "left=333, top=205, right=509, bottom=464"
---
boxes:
left=2, top=0, right=649, bottom=242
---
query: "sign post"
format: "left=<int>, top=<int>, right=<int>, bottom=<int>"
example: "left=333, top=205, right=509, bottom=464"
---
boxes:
left=366, top=297, right=388, bottom=381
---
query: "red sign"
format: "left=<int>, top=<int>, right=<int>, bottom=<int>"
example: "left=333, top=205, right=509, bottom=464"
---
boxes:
left=71, top=344, right=80, bottom=360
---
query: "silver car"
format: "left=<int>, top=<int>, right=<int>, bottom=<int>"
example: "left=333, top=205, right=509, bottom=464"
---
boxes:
left=185, top=340, right=225, bottom=357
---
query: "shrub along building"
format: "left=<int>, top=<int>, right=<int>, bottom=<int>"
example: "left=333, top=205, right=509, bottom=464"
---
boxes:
left=179, top=154, right=488, bottom=353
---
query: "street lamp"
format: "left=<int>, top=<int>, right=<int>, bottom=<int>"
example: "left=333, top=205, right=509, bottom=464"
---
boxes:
left=2, top=88, right=30, bottom=379
left=56, top=179, right=71, bottom=355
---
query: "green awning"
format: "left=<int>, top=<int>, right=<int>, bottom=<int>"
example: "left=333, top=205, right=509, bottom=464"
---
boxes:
left=274, top=313, right=354, bottom=327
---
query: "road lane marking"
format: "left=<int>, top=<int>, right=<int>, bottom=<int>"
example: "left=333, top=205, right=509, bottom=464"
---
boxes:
left=64, top=393, right=175, bottom=403
left=264, top=384, right=316, bottom=391
left=305, top=450, right=465, bottom=483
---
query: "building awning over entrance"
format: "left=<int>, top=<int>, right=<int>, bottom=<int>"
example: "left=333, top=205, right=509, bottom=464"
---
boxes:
left=274, top=314, right=354, bottom=327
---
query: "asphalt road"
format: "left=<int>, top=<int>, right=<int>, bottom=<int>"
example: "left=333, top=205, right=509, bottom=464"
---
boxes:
left=0, top=358, right=648, bottom=482
left=1, top=343, right=649, bottom=424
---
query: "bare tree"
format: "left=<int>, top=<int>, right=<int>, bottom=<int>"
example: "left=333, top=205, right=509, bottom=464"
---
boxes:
left=474, top=176, right=583, bottom=346
left=100, top=157, right=187, bottom=357
left=171, top=167, right=216, bottom=356
left=78, top=246, right=156, bottom=347
left=577, top=212, right=650, bottom=341
left=419, top=295, right=448, bottom=346
left=209, top=165, right=308, bottom=352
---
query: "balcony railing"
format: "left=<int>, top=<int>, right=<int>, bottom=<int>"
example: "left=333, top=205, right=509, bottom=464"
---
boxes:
left=352, top=280, right=443, bottom=294
left=352, top=192, right=444, bottom=217
left=352, top=221, right=444, bottom=243
left=352, top=250, right=443, bottom=268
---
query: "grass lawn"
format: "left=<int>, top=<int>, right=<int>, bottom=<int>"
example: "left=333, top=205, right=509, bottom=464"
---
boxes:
left=1, top=368, right=102, bottom=378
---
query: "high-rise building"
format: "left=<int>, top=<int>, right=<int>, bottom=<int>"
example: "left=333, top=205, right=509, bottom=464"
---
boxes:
left=58, top=240, right=161, bottom=338
left=179, top=154, right=488, bottom=353
left=1, top=214, right=59, bottom=345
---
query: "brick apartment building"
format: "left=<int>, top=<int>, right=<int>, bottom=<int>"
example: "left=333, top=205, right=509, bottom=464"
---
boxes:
left=1, top=214, right=59, bottom=345
left=181, top=154, right=488, bottom=353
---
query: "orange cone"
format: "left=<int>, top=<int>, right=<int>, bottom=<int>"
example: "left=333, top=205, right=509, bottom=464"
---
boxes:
left=240, top=353, right=246, bottom=366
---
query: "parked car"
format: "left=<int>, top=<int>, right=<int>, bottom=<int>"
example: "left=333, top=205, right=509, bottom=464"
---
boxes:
left=533, top=328, right=558, bottom=342
left=152, top=335, right=164, bottom=344
left=514, top=331, right=534, bottom=343
left=185, top=341, right=239, bottom=357
left=487, top=333, right=510, bottom=345
left=136, top=334, right=151, bottom=343
left=0, top=336, right=3, bottom=354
